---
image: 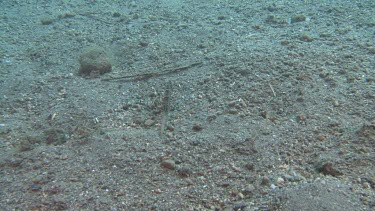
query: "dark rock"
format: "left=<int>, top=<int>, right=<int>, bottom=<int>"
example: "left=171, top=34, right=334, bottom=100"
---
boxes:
left=161, top=160, right=176, bottom=170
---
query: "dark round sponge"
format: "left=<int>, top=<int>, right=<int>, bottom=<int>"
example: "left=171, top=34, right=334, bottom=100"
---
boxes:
left=78, top=47, right=112, bottom=77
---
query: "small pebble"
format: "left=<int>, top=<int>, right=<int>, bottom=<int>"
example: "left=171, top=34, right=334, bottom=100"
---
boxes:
left=144, top=119, right=155, bottom=127
left=276, top=177, right=285, bottom=185
left=161, top=160, right=176, bottom=170
left=333, top=100, right=340, bottom=107
left=30, top=184, right=42, bottom=192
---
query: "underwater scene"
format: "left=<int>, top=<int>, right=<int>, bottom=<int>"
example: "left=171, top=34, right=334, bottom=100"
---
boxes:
left=0, top=0, right=374, bottom=210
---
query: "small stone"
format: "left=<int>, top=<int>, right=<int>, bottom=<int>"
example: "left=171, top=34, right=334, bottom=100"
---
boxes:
left=333, top=100, right=340, bottom=107
left=161, top=160, right=176, bottom=170
left=276, top=177, right=285, bottom=185
left=144, top=119, right=155, bottom=127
